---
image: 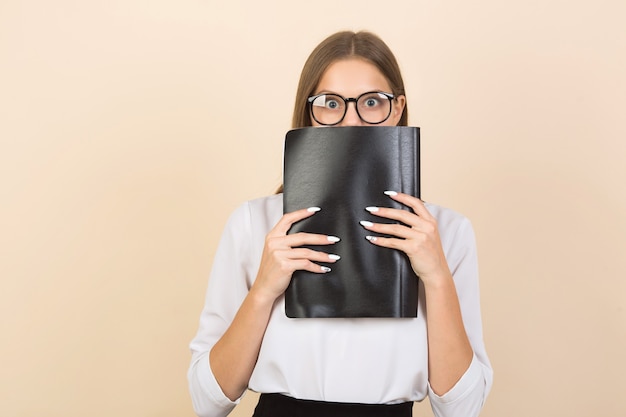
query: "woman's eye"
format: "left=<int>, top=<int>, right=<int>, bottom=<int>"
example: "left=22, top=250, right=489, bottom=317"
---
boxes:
left=326, top=99, right=340, bottom=109
left=365, top=98, right=379, bottom=107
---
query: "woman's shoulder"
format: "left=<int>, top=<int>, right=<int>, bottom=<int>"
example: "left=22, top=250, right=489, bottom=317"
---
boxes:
left=227, top=193, right=282, bottom=215
left=246, top=193, right=283, bottom=212
left=424, top=201, right=475, bottom=241
left=424, top=201, right=470, bottom=224
left=226, top=193, right=283, bottom=233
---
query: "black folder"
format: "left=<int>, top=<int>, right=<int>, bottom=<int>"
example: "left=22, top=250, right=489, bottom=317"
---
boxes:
left=283, top=126, right=420, bottom=318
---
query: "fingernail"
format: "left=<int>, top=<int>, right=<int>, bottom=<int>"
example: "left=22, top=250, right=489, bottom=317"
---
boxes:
left=307, top=206, right=321, bottom=212
left=360, top=220, right=374, bottom=227
left=365, top=206, right=379, bottom=212
left=321, top=266, right=332, bottom=273
left=328, top=254, right=341, bottom=261
left=384, top=190, right=398, bottom=196
left=365, top=235, right=377, bottom=242
left=327, top=236, right=340, bottom=242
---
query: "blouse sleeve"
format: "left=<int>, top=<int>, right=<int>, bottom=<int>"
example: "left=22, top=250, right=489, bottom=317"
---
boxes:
left=187, top=202, right=254, bottom=417
left=428, top=215, right=494, bottom=417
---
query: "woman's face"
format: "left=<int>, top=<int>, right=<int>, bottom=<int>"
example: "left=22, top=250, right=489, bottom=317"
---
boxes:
left=311, top=58, right=406, bottom=127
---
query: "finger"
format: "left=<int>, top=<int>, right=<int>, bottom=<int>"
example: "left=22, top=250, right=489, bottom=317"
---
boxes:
left=291, top=259, right=334, bottom=274
left=359, top=220, right=415, bottom=240
left=364, top=205, right=421, bottom=228
left=363, top=232, right=427, bottom=257
left=278, top=256, right=334, bottom=274
left=287, top=247, right=341, bottom=263
left=283, top=232, right=341, bottom=248
left=272, top=206, right=322, bottom=235
left=363, top=234, right=408, bottom=252
left=383, top=191, right=434, bottom=221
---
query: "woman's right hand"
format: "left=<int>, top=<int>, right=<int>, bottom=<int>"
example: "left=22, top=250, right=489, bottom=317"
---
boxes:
left=250, top=207, right=340, bottom=303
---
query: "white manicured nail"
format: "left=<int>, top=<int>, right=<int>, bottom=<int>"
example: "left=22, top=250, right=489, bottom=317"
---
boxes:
left=307, top=206, right=321, bottom=212
left=360, top=220, right=374, bottom=227
left=327, top=236, right=340, bottom=242
left=365, top=235, right=377, bottom=242
left=384, top=190, right=398, bottom=196
left=328, top=254, right=341, bottom=261
left=365, top=206, right=379, bottom=212
left=321, top=266, right=332, bottom=273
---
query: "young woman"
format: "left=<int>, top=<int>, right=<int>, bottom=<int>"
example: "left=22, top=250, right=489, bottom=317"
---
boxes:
left=188, top=31, right=493, bottom=417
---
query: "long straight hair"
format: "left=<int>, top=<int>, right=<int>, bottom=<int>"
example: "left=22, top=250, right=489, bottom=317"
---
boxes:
left=277, top=31, right=409, bottom=193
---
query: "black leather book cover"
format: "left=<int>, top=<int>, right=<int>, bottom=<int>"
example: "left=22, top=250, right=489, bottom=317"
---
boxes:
left=283, top=126, right=420, bottom=318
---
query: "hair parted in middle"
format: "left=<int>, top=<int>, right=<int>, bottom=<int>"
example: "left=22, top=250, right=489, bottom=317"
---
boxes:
left=291, top=30, right=408, bottom=129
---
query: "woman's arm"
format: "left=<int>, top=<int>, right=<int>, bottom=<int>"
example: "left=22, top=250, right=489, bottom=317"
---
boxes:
left=208, top=207, right=340, bottom=401
left=360, top=192, right=474, bottom=394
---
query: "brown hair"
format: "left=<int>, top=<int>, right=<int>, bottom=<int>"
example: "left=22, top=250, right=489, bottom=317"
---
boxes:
left=277, top=31, right=408, bottom=193
left=292, top=30, right=408, bottom=128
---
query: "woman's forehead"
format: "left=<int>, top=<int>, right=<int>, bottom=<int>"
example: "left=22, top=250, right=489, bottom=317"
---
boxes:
left=314, top=58, right=392, bottom=96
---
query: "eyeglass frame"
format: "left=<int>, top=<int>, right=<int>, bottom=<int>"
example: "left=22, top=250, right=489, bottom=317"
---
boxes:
left=307, top=91, right=396, bottom=126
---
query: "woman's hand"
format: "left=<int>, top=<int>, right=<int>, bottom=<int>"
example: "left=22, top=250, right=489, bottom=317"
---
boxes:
left=359, top=191, right=449, bottom=287
left=251, top=207, right=340, bottom=303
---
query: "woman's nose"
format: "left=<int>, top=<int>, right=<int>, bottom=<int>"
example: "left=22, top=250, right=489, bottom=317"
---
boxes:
left=339, top=102, right=364, bottom=126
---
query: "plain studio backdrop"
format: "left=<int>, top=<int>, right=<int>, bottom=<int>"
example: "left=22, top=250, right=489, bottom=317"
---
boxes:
left=1, top=1, right=625, bottom=416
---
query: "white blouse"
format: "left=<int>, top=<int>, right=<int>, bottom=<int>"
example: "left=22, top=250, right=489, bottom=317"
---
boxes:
left=188, top=193, right=492, bottom=417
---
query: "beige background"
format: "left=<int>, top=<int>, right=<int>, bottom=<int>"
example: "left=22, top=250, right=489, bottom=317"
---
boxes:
left=1, top=0, right=625, bottom=416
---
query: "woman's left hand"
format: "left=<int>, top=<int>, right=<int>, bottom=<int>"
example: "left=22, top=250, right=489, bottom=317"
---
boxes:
left=360, top=191, right=449, bottom=286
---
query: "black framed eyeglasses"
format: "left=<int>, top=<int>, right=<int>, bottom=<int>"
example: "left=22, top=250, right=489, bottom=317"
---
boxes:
left=307, top=91, right=395, bottom=126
